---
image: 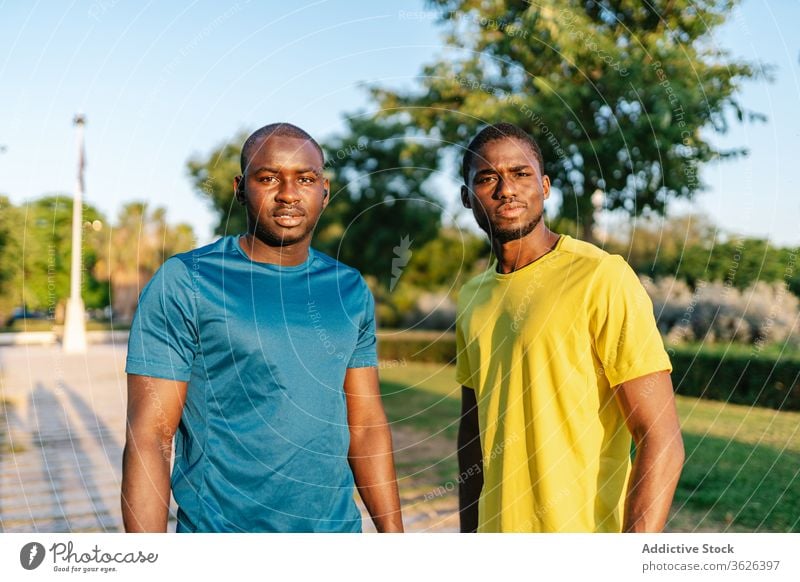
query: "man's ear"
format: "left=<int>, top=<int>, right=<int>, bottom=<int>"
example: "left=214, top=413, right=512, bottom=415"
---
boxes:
left=461, top=185, right=472, bottom=209
left=321, top=178, right=330, bottom=211
left=542, top=174, right=551, bottom=200
left=234, top=175, right=245, bottom=205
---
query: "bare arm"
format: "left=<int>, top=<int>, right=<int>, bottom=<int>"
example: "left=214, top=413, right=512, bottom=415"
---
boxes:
left=457, top=385, right=483, bottom=533
left=615, top=370, right=684, bottom=532
left=121, top=374, right=187, bottom=533
left=344, top=366, right=403, bottom=533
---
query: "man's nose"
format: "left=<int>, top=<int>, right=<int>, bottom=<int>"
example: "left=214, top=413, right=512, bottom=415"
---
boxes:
left=275, top=180, right=301, bottom=204
left=494, top=177, right=516, bottom=200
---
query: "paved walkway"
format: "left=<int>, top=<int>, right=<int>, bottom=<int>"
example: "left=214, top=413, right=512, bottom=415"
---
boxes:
left=0, top=343, right=456, bottom=533
left=0, top=343, right=134, bottom=532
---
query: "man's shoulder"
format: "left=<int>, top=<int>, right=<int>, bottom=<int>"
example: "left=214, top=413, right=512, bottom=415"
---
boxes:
left=557, top=235, right=635, bottom=279
left=311, top=248, right=368, bottom=286
left=151, top=237, right=233, bottom=283
left=170, top=236, right=233, bottom=265
left=553, top=236, right=644, bottom=300
left=557, top=235, right=610, bottom=263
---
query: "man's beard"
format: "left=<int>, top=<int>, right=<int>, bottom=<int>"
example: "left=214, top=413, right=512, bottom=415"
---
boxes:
left=252, top=220, right=315, bottom=247
left=478, top=212, right=542, bottom=244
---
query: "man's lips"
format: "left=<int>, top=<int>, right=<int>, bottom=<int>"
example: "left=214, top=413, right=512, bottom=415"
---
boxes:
left=495, top=203, right=526, bottom=219
left=272, top=208, right=305, bottom=227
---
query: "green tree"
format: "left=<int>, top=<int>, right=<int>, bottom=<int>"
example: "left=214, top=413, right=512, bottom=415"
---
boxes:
left=663, top=238, right=796, bottom=291
left=0, top=195, right=23, bottom=321
left=94, top=202, right=195, bottom=322
left=371, top=0, right=768, bottom=241
left=316, top=115, right=442, bottom=281
left=608, top=213, right=799, bottom=293
left=606, top=213, right=718, bottom=275
left=17, top=194, right=108, bottom=314
left=186, top=130, right=249, bottom=236
left=400, top=227, right=489, bottom=292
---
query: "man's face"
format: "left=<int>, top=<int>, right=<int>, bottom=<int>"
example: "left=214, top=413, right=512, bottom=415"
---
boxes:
left=461, top=137, right=550, bottom=244
left=234, top=136, right=329, bottom=247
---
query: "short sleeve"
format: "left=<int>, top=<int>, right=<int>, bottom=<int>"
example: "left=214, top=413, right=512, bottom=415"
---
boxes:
left=589, top=255, right=672, bottom=387
left=455, top=313, right=477, bottom=389
left=347, top=280, right=378, bottom=369
left=125, top=257, right=198, bottom=382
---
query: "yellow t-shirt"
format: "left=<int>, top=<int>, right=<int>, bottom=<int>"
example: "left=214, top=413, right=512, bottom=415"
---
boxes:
left=456, top=235, right=672, bottom=532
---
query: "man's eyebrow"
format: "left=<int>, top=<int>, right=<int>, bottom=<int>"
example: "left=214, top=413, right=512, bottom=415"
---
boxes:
left=296, top=167, right=323, bottom=177
left=251, top=166, right=322, bottom=176
left=475, top=164, right=534, bottom=175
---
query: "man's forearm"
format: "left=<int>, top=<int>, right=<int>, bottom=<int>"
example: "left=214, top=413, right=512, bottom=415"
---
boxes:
left=457, top=421, right=483, bottom=532
left=349, top=425, right=403, bottom=532
left=623, top=435, right=684, bottom=532
left=121, top=437, right=172, bottom=533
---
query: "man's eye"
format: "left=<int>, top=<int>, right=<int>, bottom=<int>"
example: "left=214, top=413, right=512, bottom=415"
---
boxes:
left=477, top=176, right=495, bottom=184
left=298, top=177, right=315, bottom=184
left=516, top=172, right=530, bottom=177
left=259, top=176, right=278, bottom=183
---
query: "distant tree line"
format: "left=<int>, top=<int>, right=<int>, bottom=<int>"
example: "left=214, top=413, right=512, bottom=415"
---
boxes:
left=0, top=194, right=194, bottom=326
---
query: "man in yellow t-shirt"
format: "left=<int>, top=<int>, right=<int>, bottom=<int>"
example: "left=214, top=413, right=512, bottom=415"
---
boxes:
left=456, top=122, right=684, bottom=533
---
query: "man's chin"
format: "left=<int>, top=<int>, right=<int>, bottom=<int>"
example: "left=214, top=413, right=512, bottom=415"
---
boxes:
left=485, top=218, right=540, bottom=244
left=255, top=226, right=312, bottom=247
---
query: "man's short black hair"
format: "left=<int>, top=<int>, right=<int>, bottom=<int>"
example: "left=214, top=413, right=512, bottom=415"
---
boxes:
left=461, top=122, right=544, bottom=184
left=240, top=122, right=324, bottom=174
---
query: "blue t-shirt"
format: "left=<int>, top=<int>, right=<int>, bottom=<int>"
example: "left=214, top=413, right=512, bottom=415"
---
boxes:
left=125, top=235, right=377, bottom=532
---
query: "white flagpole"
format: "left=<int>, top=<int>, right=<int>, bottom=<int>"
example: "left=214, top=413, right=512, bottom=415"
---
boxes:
left=63, top=114, right=88, bottom=353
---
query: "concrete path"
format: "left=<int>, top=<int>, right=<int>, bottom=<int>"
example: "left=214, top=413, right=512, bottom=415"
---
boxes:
left=0, top=343, right=455, bottom=533
left=0, top=343, right=130, bottom=532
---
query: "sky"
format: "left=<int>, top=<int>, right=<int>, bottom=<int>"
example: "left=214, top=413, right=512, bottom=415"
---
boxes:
left=0, top=0, right=798, bottom=246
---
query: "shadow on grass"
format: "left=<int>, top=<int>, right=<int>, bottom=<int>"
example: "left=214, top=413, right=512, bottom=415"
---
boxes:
left=672, top=432, right=800, bottom=532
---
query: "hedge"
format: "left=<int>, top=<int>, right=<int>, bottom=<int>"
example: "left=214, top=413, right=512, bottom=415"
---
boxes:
left=668, top=347, right=800, bottom=411
left=377, top=335, right=800, bottom=411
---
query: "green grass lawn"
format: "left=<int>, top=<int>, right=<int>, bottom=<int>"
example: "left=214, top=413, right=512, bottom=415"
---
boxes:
left=379, top=363, right=462, bottom=490
left=379, top=362, right=800, bottom=532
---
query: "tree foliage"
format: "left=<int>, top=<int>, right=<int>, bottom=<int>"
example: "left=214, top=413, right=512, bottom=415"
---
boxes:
left=0, top=196, right=195, bottom=324
left=398, top=227, right=488, bottom=292
left=609, top=214, right=799, bottom=293
left=16, top=194, right=109, bottom=313
left=317, top=115, right=442, bottom=282
left=0, top=195, right=23, bottom=320
left=186, top=131, right=249, bottom=236
left=371, top=0, right=768, bottom=240
left=94, top=202, right=195, bottom=321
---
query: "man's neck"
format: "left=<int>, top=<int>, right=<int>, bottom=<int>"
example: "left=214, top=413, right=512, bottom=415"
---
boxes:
left=492, top=225, right=560, bottom=274
left=239, top=233, right=311, bottom=267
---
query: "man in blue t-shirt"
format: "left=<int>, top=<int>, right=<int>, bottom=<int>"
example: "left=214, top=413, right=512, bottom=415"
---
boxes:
left=121, top=123, right=403, bottom=533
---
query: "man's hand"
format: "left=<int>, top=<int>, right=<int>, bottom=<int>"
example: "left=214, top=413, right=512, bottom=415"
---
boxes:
left=457, top=385, right=483, bottom=533
left=121, top=375, right=187, bottom=533
left=344, top=366, right=403, bottom=532
left=615, top=370, right=684, bottom=532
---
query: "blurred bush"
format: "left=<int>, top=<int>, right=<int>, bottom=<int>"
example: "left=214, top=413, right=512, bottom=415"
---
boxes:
left=643, top=276, right=800, bottom=347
